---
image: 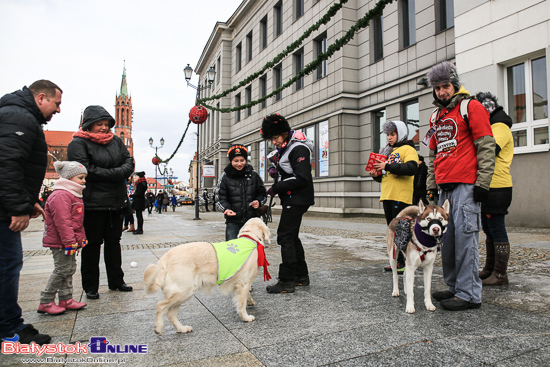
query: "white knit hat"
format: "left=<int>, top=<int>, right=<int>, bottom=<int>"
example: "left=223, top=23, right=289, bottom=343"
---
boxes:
left=54, top=161, right=87, bottom=179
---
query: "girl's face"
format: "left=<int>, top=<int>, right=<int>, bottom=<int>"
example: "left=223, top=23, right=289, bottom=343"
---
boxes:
left=89, top=120, right=110, bottom=133
left=231, top=156, right=247, bottom=171
left=387, top=132, right=398, bottom=146
left=70, top=173, right=86, bottom=185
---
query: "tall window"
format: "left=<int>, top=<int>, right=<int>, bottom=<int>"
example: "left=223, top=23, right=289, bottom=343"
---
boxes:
left=295, top=0, right=304, bottom=20
left=507, top=56, right=548, bottom=152
left=245, top=86, right=252, bottom=117
left=294, top=49, right=304, bottom=91
left=260, top=74, right=267, bottom=109
left=372, top=15, right=383, bottom=63
left=236, top=43, right=242, bottom=72
left=373, top=109, right=386, bottom=153
left=260, top=16, right=268, bottom=50
left=403, top=100, right=420, bottom=149
left=401, top=0, right=416, bottom=48
left=315, top=33, right=327, bottom=80
left=216, top=57, right=221, bottom=85
left=274, top=64, right=282, bottom=101
left=235, top=93, right=241, bottom=122
left=436, top=0, right=454, bottom=32
left=246, top=31, right=253, bottom=63
left=274, top=1, right=283, bottom=39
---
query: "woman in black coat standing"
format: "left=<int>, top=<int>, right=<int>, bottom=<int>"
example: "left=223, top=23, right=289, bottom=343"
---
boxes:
left=130, top=172, right=147, bottom=235
left=67, top=105, right=134, bottom=299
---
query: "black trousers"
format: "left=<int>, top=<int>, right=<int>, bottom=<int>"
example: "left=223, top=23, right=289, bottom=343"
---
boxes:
left=81, top=210, right=125, bottom=292
left=277, top=205, right=309, bottom=282
left=135, top=210, right=144, bottom=231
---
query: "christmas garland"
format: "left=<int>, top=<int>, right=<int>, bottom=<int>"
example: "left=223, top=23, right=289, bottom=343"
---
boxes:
left=197, top=0, right=349, bottom=104
left=154, top=119, right=193, bottom=164
left=199, top=0, right=394, bottom=112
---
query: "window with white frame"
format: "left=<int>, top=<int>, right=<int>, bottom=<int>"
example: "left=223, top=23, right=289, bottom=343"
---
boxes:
left=236, top=43, right=242, bottom=72
left=400, top=0, right=415, bottom=48
left=315, top=33, right=327, bottom=80
left=436, top=0, right=454, bottom=32
left=260, top=74, right=267, bottom=109
left=235, top=93, right=241, bottom=122
left=372, top=109, right=387, bottom=153
left=403, top=100, right=420, bottom=150
left=274, top=1, right=282, bottom=39
left=295, top=0, right=304, bottom=20
left=260, top=16, right=268, bottom=50
left=294, top=48, right=304, bottom=91
left=274, top=64, right=282, bottom=101
left=246, top=31, right=253, bottom=63
left=506, top=55, right=548, bottom=152
left=245, top=86, right=252, bottom=117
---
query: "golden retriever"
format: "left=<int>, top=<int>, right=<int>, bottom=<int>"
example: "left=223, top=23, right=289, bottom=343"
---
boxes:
left=144, top=218, right=271, bottom=335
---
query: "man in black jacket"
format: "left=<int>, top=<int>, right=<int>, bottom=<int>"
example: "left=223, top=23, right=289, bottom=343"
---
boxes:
left=261, top=114, right=315, bottom=293
left=0, top=80, right=62, bottom=345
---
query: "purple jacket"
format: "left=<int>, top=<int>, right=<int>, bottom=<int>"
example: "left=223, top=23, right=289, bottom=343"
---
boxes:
left=42, top=188, right=86, bottom=249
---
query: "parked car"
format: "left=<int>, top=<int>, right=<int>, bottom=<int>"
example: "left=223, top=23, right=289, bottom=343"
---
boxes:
left=177, top=196, right=194, bottom=206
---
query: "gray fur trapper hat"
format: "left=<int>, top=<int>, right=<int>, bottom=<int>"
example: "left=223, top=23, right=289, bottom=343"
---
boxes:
left=427, top=61, right=461, bottom=91
left=54, top=161, right=87, bottom=179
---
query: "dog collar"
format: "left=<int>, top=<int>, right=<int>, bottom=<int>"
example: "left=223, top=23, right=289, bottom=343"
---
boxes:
left=239, top=234, right=272, bottom=281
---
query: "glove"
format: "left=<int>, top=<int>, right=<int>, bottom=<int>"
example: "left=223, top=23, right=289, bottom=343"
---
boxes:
left=427, top=189, right=438, bottom=202
left=268, top=167, right=278, bottom=179
left=473, top=186, right=489, bottom=202
left=267, top=187, right=276, bottom=198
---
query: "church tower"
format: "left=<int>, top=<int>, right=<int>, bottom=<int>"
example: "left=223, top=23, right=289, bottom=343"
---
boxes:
left=115, top=62, right=134, bottom=157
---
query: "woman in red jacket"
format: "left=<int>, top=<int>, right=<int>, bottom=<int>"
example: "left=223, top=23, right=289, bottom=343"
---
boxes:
left=38, top=161, right=88, bottom=315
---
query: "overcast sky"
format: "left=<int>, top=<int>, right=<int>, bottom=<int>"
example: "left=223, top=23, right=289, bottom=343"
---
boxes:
left=0, top=0, right=243, bottom=183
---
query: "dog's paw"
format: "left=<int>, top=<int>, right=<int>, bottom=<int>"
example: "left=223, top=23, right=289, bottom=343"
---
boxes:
left=426, top=303, right=436, bottom=312
left=247, top=299, right=256, bottom=306
left=392, top=290, right=400, bottom=297
left=241, top=315, right=255, bottom=322
left=176, top=325, right=193, bottom=334
left=406, top=304, right=416, bottom=314
left=154, top=328, right=163, bottom=336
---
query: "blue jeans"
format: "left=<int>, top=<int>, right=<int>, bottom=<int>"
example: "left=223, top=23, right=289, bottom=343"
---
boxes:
left=0, top=221, right=25, bottom=338
left=225, top=222, right=243, bottom=241
left=481, top=214, right=509, bottom=243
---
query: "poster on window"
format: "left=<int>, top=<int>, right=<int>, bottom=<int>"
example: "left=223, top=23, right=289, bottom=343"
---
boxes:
left=259, top=142, right=266, bottom=180
left=319, top=120, right=329, bottom=176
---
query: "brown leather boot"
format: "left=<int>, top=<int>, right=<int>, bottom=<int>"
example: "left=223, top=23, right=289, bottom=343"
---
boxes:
left=482, top=242, right=510, bottom=286
left=479, top=240, right=495, bottom=279
left=127, top=224, right=135, bottom=232
left=122, top=225, right=128, bottom=232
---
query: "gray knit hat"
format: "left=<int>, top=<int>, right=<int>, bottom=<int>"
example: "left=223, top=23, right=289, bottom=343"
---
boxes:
left=54, top=161, right=87, bottom=179
left=427, top=61, right=461, bottom=91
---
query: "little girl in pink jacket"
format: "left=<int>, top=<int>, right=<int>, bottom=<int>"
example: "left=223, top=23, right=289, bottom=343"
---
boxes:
left=38, top=161, right=88, bottom=315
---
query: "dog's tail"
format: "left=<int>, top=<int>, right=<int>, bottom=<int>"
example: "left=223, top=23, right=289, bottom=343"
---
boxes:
left=144, top=264, right=162, bottom=294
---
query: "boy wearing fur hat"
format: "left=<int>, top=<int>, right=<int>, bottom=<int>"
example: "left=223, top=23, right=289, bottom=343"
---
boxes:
left=369, top=120, right=419, bottom=273
left=38, top=161, right=88, bottom=315
left=260, top=114, right=314, bottom=293
left=216, top=145, right=267, bottom=241
left=426, top=61, right=496, bottom=311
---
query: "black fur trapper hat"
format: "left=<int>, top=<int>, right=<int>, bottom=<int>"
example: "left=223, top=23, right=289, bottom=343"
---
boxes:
left=260, top=113, right=290, bottom=139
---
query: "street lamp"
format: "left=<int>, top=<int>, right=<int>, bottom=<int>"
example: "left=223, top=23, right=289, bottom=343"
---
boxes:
left=184, top=63, right=216, bottom=220
left=149, top=137, right=164, bottom=195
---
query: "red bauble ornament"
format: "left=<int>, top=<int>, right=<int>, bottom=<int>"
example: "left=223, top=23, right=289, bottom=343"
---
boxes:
left=189, top=105, right=208, bottom=124
left=152, top=157, right=160, bottom=165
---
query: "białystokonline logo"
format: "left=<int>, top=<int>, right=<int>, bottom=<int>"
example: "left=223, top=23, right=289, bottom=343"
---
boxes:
left=2, top=336, right=147, bottom=356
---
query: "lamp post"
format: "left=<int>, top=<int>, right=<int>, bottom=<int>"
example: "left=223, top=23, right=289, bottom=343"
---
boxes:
left=184, top=63, right=216, bottom=220
left=149, top=137, right=164, bottom=195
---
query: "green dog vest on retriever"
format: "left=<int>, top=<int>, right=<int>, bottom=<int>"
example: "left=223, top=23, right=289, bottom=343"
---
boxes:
left=211, top=237, right=260, bottom=284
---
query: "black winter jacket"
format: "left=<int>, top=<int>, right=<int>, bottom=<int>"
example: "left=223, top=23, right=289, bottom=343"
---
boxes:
left=0, top=87, right=48, bottom=221
left=216, top=163, right=267, bottom=224
left=67, top=107, right=134, bottom=212
left=131, top=180, right=148, bottom=211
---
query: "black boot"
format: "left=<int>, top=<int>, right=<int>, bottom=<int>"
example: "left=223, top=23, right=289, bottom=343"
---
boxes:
left=266, top=280, right=295, bottom=293
left=479, top=240, right=495, bottom=279
left=483, top=242, right=510, bottom=286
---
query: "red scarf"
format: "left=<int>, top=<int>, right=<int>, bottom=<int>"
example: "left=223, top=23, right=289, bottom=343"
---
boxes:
left=73, top=129, right=114, bottom=145
left=134, top=177, right=147, bottom=185
left=240, top=234, right=272, bottom=281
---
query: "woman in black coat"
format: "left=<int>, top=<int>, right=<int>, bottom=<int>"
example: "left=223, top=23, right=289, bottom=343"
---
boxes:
left=67, top=105, right=134, bottom=299
left=130, top=171, right=147, bottom=235
left=215, top=145, right=267, bottom=240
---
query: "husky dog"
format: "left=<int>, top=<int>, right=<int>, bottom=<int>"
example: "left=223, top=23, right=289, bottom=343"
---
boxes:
left=387, top=199, right=450, bottom=313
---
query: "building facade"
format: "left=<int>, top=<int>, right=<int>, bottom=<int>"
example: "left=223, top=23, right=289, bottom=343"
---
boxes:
left=192, top=0, right=549, bottom=226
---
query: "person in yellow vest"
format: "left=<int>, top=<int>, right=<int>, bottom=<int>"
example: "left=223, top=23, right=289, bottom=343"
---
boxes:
left=475, top=92, right=514, bottom=286
left=369, top=120, right=419, bottom=273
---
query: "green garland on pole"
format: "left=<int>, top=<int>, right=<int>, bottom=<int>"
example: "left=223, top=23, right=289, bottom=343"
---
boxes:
left=198, top=0, right=349, bottom=104
left=199, top=0, right=394, bottom=113
left=154, top=119, right=193, bottom=164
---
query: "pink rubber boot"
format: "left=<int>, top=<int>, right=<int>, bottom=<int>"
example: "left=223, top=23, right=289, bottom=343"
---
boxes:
left=58, top=299, right=87, bottom=310
left=37, top=302, right=66, bottom=315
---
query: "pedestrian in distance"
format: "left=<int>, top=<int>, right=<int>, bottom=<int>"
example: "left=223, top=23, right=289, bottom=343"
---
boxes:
left=130, top=172, right=147, bottom=235
left=162, top=191, right=169, bottom=212
left=413, top=155, right=428, bottom=206
left=475, top=92, right=514, bottom=286
left=203, top=189, right=210, bottom=212
left=369, top=120, right=419, bottom=274
left=426, top=61, right=496, bottom=311
left=38, top=161, right=88, bottom=315
left=170, top=195, right=177, bottom=211
left=122, top=175, right=135, bottom=233
left=146, top=190, right=155, bottom=215
left=215, top=145, right=267, bottom=241
left=260, top=114, right=315, bottom=294
left=0, top=79, right=62, bottom=345
left=156, top=190, right=164, bottom=214
left=67, top=105, right=135, bottom=300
